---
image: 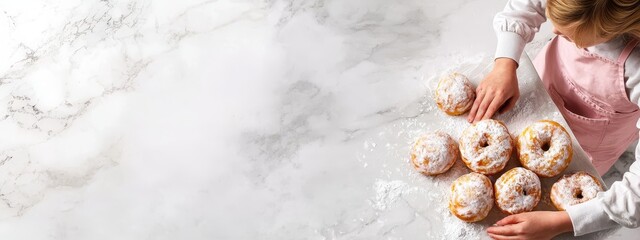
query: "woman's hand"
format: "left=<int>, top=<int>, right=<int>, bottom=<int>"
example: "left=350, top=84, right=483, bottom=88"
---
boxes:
left=487, top=211, right=574, bottom=240
left=467, top=58, right=520, bottom=123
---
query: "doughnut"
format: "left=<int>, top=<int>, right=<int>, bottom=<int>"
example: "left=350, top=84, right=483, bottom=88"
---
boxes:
left=449, top=172, right=494, bottom=222
left=435, top=72, right=476, bottom=115
left=410, top=131, right=459, bottom=175
left=551, top=171, right=604, bottom=211
left=494, top=167, right=541, bottom=214
left=459, top=119, right=513, bottom=175
left=517, top=120, right=573, bottom=177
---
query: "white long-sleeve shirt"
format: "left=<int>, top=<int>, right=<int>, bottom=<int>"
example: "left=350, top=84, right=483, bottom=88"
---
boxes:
left=493, top=0, right=640, bottom=236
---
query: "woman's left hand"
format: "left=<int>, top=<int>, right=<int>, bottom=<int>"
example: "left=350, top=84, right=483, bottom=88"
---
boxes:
left=487, top=211, right=574, bottom=240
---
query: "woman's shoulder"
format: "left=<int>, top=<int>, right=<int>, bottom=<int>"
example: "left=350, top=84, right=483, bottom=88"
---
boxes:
left=624, top=36, right=640, bottom=71
left=587, top=36, right=638, bottom=62
left=622, top=37, right=640, bottom=105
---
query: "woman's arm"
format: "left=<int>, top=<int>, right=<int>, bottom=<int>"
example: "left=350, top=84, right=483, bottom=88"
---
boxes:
left=567, top=41, right=640, bottom=236
left=468, top=0, right=547, bottom=122
left=493, top=0, right=547, bottom=63
left=565, top=155, right=640, bottom=235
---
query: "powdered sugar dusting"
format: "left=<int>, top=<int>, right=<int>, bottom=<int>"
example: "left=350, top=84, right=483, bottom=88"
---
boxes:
left=459, top=119, right=513, bottom=174
left=410, top=131, right=459, bottom=175
left=435, top=72, right=476, bottom=115
left=551, top=171, right=604, bottom=210
left=449, top=173, right=493, bottom=222
left=349, top=53, right=611, bottom=239
left=372, top=180, right=408, bottom=211
left=518, top=120, right=572, bottom=177
left=495, top=167, right=542, bottom=214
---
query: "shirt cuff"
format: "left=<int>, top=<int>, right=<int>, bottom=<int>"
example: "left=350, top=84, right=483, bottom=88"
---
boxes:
left=494, top=31, right=527, bottom=64
left=566, top=198, right=619, bottom=236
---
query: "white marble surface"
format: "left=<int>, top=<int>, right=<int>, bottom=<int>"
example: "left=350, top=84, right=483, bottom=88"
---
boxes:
left=0, top=0, right=634, bottom=239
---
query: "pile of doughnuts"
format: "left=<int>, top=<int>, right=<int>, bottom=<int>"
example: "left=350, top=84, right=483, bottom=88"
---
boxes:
left=408, top=72, right=605, bottom=223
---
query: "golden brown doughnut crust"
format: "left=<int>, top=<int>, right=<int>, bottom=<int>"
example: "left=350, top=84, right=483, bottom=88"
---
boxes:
left=459, top=119, right=513, bottom=175
left=435, top=73, right=475, bottom=116
left=449, top=172, right=494, bottom=222
left=517, top=120, right=573, bottom=177
left=494, top=167, right=541, bottom=215
left=410, top=132, right=459, bottom=176
left=550, top=171, right=604, bottom=211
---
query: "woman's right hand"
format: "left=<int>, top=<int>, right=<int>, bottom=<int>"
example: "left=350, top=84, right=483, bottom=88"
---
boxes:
left=467, top=58, right=520, bottom=123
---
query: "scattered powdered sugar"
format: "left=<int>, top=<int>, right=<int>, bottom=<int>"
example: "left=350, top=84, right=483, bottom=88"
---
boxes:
left=551, top=171, right=604, bottom=210
left=459, top=119, right=513, bottom=174
left=495, top=167, right=542, bottom=214
left=435, top=73, right=475, bottom=114
left=518, top=120, right=572, bottom=177
left=372, top=179, right=408, bottom=211
left=440, top=214, right=485, bottom=239
left=355, top=53, right=615, bottom=239
left=411, top=131, right=458, bottom=174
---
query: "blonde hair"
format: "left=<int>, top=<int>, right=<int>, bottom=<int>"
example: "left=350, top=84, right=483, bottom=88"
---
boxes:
left=547, top=0, right=640, bottom=47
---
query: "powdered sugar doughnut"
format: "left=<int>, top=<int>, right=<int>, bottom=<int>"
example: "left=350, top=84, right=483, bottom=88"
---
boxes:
left=551, top=171, right=604, bottom=211
left=517, top=120, right=573, bottom=177
left=410, top=132, right=459, bottom=175
left=459, top=119, right=513, bottom=175
left=494, top=167, right=541, bottom=214
left=435, top=72, right=476, bottom=115
left=449, top=172, right=494, bottom=222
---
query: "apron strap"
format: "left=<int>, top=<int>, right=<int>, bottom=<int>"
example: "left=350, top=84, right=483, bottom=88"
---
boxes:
left=617, top=37, right=639, bottom=63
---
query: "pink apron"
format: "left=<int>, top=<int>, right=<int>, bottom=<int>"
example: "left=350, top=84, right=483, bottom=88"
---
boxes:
left=533, top=36, right=640, bottom=175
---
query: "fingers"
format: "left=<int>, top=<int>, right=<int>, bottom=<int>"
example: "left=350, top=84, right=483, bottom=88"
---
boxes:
left=467, top=70, right=519, bottom=122
left=496, top=214, right=521, bottom=226
left=488, top=233, right=521, bottom=240
left=483, top=95, right=504, bottom=121
left=472, top=92, right=494, bottom=122
left=487, top=224, right=520, bottom=236
left=468, top=89, right=511, bottom=123
left=498, top=90, right=520, bottom=114
left=467, top=88, right=485, bottom=122
left=498, top=96, right=517, bottom=114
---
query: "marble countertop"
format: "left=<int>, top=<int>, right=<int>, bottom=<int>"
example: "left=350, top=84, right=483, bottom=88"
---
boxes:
left=0, top=0, right=623, bottom=239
